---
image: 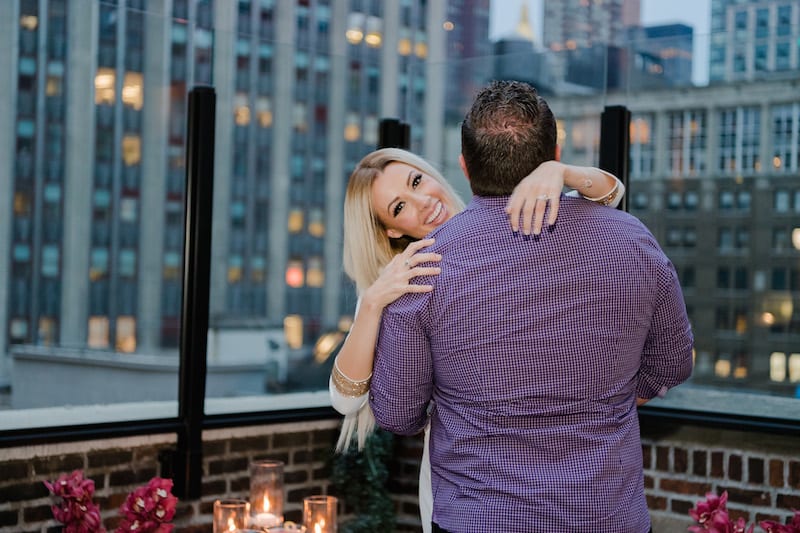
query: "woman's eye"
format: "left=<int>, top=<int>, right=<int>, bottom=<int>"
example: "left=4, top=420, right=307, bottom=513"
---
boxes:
left=412, top=173, right=422, bottom=188
left=393, top=201, right=405, bottom=217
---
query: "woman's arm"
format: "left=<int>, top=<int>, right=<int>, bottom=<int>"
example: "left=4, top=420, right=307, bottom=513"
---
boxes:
left=505, top=161, right=624, bottom=235
left=330, top=238, right=441, bottom=415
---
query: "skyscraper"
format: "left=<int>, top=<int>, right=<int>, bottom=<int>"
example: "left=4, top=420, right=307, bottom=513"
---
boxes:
left=0, top=0, right=451, bottom=388
left=710, top=0, right=800, bottom=82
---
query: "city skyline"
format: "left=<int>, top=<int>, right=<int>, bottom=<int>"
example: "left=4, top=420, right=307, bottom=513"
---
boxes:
left=489, top=0, right=711, bottom=84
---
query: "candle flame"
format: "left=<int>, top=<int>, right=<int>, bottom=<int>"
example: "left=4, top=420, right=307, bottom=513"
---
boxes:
left=227, top=516, right=236, bottom=532
left=263, top=495, right=271, bottom=512
left=315, top=524, right=322, bottom=533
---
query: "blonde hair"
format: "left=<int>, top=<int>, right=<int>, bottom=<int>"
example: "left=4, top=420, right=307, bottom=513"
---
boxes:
left=343, top=148, right=465, bottom=293
left=336, top=148, right=465, bottom=452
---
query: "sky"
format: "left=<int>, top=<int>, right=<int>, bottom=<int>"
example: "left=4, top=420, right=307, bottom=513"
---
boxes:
left=489, top=0, right=712, bottom=84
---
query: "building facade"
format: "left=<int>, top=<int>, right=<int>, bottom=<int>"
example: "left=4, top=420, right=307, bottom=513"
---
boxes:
left=0, top=0, right=455, bottom=388
left=551, top=78, right=800, bottom=394
left=710, top=0, right=800, bottom=82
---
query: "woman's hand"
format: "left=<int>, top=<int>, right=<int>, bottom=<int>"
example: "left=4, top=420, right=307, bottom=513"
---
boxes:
left=361, top=238, right=442, bottom=311
left=505, top=160, right=564, bottom=236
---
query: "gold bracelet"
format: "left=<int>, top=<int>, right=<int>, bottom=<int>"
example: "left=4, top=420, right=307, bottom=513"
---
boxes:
left=331, top=360, right=371, bottom=397
left=583, top=180, right=619, bottom=206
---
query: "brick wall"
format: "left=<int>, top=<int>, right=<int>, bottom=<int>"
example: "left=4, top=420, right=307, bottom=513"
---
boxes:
left=2, top=418, right=798, bottom=532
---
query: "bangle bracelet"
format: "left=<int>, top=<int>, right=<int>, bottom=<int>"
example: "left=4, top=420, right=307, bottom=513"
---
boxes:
left=582, top=180, right=620, bottom=206
left=331, top=360, right=371, bottom=397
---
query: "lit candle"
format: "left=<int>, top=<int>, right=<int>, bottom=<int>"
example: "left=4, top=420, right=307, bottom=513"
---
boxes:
left=252, top=495, right=280, bottom=528
left=314, top=523, right=323, bottom=533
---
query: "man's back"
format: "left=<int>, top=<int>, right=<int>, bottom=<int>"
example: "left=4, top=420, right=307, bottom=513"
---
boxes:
left=371, top=195, right=694, bottom=533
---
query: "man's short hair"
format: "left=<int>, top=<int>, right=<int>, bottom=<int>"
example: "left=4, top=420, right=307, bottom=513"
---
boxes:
left=461, top=80, right=557, bottom=196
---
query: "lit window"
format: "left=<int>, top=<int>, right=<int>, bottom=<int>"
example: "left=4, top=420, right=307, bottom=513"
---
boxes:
left=307, top=257, right=324, bottom=288
left=364, top=16, right=382, bottom=47
left=235, top=93, right=251, bottom=126
left=714, top=357, right=731, bottom=378
left=116, top=317, right=136, bottom=353
left=257, top=97, right=272, bottom=127
left=228, top=255, right=243, bottom=283
left=770, top=352, right=787, bottom=382
left=414, top=41, right=428, bottom=58
left=286, top=260, right=304, bottom=288
left=122, top=73, right=143, bottom=110
left=308, top=208, right=325, bottom=237
left=398, top=38, right=412, bottom=55
left=20, top=15, right=38, bottom=30
left=38, top=317, right=57, bottom=345
left=284, top=314, right=303, bottom=349
left=88, top=316, right=110, bottom=349
left=346, top=12, right=365, bottom=44
left=789, top=354, right=800, bottom=383
left=122, top=135, right=142, bottom=166
left=95, top=68, right=116, bottom=105
left=288, top=209, right=304, bottom=233
left=344, top=113, right=360, bottom=142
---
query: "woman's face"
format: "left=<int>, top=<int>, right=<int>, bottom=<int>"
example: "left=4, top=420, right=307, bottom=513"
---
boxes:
left=371, top=162, right=455, bottom=240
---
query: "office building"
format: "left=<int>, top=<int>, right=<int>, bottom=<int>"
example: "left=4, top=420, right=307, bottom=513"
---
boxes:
left=710, top=0, right=800, bottom=82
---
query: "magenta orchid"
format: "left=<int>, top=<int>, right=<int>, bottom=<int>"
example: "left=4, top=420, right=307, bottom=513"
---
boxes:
left=43, top=470, right=107, bottom=533
left=759, top=510, right=800, bottom=533
left=115, top=477, right=178, bottom=533
left=690, top=491, right=800, bottom=533
left=45, top=471, right=178, bottom=533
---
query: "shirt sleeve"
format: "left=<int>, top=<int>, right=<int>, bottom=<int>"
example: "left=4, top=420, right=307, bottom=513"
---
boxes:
left=369, top=297, right=433, bottom=436
left=636, top=256, right=694, bottom=399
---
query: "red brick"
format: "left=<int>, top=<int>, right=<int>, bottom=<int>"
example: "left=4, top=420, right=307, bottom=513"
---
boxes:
left=722, top=486, right=771, bottom=507
left=671, top=499, right=695, bottom=515
left=644, top=474, right=654, bottom=489
left=656, top=446, right=670, bottom=471
left=728, top=454, right=743, bottom=481
left=674, top=448, right=688, bottom=473
left=659, top=478, right=711, bottom=496
left=646, top=495, right=667, bottom=510
left=693, top=450, right=707, bottom=476
left=789, top=461, right=800, bottom=489
left=642, top=445, right=652, bottom=469
left=770, top=459, right=784, bottom=487
left=748, top=457, right=765, bottom=484
left=711, top=452, right=724, bottom=477
left=777, top=492, right=800, bottom=509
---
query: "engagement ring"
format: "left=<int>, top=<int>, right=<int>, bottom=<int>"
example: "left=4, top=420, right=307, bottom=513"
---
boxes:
left=536, top=194, right=550, bottom=201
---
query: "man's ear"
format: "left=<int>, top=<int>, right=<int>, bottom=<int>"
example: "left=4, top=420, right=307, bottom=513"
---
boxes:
left=459, top=153, right=470, bottom=181
left=555, top=144, right=562, bottom=162
left=385, top=227, right=404, bottom=239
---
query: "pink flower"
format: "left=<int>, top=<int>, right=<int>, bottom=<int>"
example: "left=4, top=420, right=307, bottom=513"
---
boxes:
left=760, top=509, right=800, bottom=533
left=115, top=477, right=178, bottom=533
left=43, top=470, right=107, bottom=533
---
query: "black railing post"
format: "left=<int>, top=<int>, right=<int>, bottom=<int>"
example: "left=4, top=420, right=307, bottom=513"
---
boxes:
left=598, top=105, right=631, bottom=211
left=378, top=118, right=410, bottom=149
left=175, top=85, right=216, bottom=499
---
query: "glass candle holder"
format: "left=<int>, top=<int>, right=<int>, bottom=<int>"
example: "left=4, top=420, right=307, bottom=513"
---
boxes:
left=249, top=460, right=285, bottom=529
left=303, top=495, right=338, bottom=533
left=214, top=499, right=250, bottom=533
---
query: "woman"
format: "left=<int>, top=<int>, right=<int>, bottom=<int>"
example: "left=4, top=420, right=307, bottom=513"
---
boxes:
left=329, top=148, right=624, bottom=530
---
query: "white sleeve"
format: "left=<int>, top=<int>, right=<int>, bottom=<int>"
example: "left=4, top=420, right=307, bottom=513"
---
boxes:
left=329, top=376, right=369, bottom=415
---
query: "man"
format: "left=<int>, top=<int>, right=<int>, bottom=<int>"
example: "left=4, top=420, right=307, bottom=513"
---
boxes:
left=369, top=80, right=694, bottom=533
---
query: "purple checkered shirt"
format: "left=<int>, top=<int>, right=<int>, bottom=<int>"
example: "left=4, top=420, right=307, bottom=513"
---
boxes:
left=370, top=195, right=694, bottom=533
